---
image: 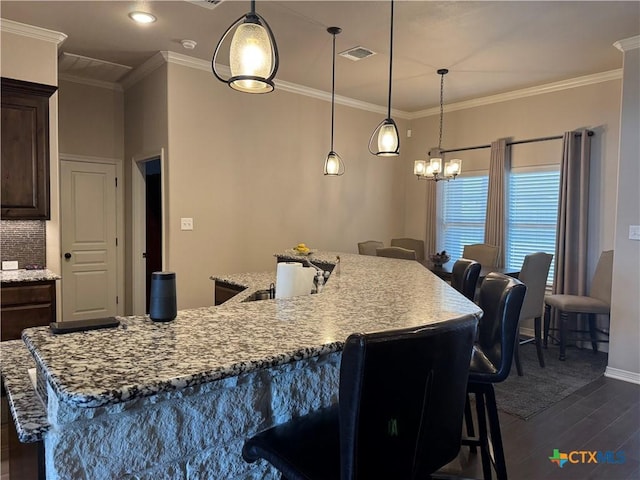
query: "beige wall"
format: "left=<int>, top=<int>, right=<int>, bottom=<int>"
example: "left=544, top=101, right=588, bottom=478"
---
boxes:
left=58, top=80, right=124, bottom=159
left=123, top=65, right=169, bottom=313
left=608, top=39, right=640, bottom=380
left=0, top=30, right=61, bottom=313
left=163, top=62, right=407, bottom=309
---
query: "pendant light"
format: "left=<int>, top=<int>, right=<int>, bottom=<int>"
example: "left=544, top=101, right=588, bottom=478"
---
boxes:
left=324, top=27, right=345, bottom=176
left=414, top=68, right=462, bottom=181
left=211, top=0, right=279, bottom=94
left=369, top=0, right=399, bottom=157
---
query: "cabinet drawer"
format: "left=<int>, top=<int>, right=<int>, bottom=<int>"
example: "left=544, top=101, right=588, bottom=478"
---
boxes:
left=1, top=282, right=54, bottom=307
left=0, top=304, right=52, bottom=341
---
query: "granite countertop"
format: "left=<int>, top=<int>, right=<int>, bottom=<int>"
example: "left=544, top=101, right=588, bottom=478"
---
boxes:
left=0, top=340, right=49, bottom=443
left=21, top=251, right=482, bottom=412
left=0, top=269, right=61, bottom=284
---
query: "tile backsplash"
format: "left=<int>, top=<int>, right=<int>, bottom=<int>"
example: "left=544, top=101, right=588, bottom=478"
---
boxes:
left=1, top=220, right=46, bottom=268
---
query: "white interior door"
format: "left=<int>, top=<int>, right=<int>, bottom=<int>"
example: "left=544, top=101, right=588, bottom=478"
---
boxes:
left=61, top=160, right=117, bottom=321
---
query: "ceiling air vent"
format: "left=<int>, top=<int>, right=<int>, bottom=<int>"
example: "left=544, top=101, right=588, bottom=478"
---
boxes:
left=339, top=46, right=376, bottom=62
left=185, top=0, right=222, bottom=10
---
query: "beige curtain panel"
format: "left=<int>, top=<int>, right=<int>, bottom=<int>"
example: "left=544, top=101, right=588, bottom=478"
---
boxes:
left=554, top=130, right=592, bottom=295
left=484, top=138, right=510, bottom=267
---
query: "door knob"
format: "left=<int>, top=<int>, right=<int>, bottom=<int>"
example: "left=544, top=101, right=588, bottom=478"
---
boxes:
left=64, top=252, right=72, bottom=259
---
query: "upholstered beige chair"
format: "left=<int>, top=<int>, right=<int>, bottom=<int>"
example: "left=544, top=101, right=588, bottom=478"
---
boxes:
left=376, top=246, right=417, bottom=260
left=544, top=250, right=613, bottom=361
left=357, top=240, right=383, bottom=256
left=513, top=252, right=553, bottom=376
left=390, top=238, right=425, bottom=261
left=462, top=244, right=500, bottom=266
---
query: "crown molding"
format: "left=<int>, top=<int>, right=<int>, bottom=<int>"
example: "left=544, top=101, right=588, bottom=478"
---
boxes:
left=614, top=35, right=640, bottom=52
left=0, top=18, right=67, bottom=45
left=59, top=73, right=123, bottom=92
left=408, top=69, right=623, bottom=119
left=124, top=50, right=622, bottom=120
left=121, top=52, right=166, bottom=90
left=161, top=51, right=410, bottom=118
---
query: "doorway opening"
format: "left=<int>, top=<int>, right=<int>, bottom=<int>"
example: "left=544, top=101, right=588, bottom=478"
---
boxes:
left=144, top=159, right=162, bottom=313
left=132, top=149, right=166, bottom=315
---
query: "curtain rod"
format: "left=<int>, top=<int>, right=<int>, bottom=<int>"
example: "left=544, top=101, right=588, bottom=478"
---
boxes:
left=441, top=130, right=594, bottom=155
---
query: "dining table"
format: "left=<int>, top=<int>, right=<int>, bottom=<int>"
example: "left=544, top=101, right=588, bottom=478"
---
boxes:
left=419, top=260, right=520, bottom=282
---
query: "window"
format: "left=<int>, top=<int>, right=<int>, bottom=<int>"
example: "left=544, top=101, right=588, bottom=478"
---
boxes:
left=506, top=167, right=560, bottom=284
left=437, top=174, right=489, bottom=262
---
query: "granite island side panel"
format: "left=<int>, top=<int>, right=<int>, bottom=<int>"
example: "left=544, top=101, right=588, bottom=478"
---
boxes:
left=17, top=252, right=481, bottom=479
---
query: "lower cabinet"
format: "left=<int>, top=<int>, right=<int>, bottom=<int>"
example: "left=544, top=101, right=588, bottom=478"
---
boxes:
left=214, top=281, right=246, bottom=306
left=1, top=280, right=56, bottom=341
left=1, top=280, right=54, bottom=480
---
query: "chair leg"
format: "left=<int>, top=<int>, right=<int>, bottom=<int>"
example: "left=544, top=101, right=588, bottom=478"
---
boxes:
left=534, top=316, right=545, bottom=368
left=484, top=385, right=508, bottom=480
left=543, top=304, right=551, bottom=348
left=559, top=311, right=569, bottom=361
left=514, top=336, right=523, bottom=376
left=464, top=394, right=477, bottom=453
left=588, top=313, right=599, bottom=354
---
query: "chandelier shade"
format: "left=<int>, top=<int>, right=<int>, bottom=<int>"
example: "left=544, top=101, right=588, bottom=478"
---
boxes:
left=369, top=0, right=399, bottom=157
left=211, top=0, right=279, bottom=94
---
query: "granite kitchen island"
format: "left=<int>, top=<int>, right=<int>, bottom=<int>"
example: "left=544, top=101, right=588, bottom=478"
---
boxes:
left=3, top=252, right=481, bottom=480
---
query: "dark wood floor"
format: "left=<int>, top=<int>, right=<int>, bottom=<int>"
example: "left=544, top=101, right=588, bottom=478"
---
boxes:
left=444, top=375, right=640, bottom=479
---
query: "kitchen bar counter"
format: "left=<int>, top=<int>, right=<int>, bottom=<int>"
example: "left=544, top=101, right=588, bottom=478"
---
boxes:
left=12, top=252, right=481, bottom=479
left=0, top=269, right=60, bottom=284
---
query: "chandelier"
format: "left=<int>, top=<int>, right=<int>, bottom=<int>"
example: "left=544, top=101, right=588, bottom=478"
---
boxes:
left=414, top=69, right=462, bottom=181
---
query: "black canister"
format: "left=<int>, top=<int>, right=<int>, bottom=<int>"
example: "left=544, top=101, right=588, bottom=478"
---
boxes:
left=149, top=271, right=177, bottom=322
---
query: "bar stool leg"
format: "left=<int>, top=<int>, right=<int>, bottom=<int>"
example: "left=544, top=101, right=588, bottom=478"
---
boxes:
left=474, top=389, right=493, bottom=480
left=464, top=394, right=477, bottom=453
left=485, top=385, right=508, bottom=480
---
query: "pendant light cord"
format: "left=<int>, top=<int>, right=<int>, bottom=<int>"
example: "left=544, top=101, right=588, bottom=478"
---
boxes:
left=387, top=0, right=394, bottom=119
left=438, top=71, right=444, bottom=151
left=331, top=31, right=336, bottom=151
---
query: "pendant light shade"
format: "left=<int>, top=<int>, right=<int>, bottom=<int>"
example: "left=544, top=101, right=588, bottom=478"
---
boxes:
left=212, top=0, right=279, bottom=93
left=369, top=0, right=399, bottom=157
left=414, top=69, right=462, bottom=181
left=324, top=27, right=345, bottom=176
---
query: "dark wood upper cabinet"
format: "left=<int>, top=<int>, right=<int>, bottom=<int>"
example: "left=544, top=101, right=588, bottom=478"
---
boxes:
left=1, top=77, right=57, bottom=220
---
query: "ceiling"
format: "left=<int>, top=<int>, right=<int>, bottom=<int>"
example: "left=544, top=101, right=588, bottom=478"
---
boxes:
left=2, top=1, right=638, bottom=113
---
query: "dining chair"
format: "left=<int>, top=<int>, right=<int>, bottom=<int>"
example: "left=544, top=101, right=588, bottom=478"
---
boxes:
left=513, top=252, right=553, bottom=376
left=463, top=243, right=500, bottom=267
left=376, top=246, right=417, bottom=260
left=544, top=250, right=613, bottom=361
left=242, top=315, right=478, bottom=479
left=463, top=272, right=526, bottom=480
left=451, top=258, right=481, bottom=301
left=357, top=240, right=383, bottom=256
left=390, top=237, right=425, bottom=261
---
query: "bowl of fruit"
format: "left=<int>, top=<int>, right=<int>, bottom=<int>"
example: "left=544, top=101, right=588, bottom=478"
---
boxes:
left=429, top=250, right=451, bottom=267
left=293, top=243, right=314, bottom=256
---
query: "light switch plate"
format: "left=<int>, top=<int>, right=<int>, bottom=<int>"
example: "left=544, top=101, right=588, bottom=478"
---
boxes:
left=181, top=217, right=193, bottom=231
left=2, top=261, right=19, bottom=270
left=629, top=225, right=640, bottom=241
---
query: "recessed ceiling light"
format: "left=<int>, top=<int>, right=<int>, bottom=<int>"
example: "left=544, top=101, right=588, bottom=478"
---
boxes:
left=129, top=11, right=157, bottom=24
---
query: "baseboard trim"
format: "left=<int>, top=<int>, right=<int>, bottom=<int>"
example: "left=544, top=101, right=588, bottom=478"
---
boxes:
left=604, top=366, right=640, bottom=385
